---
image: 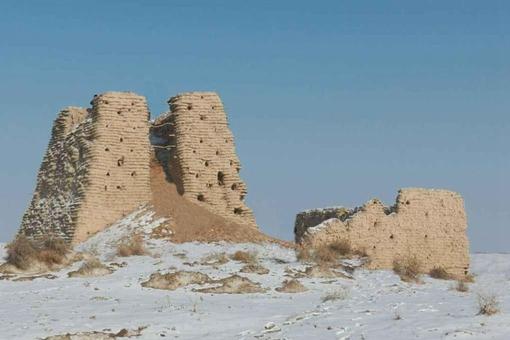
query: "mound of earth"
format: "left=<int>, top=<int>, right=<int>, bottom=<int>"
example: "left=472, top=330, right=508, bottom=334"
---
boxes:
left=141, top=271, right=212, bottom=290
left=193, top=274, right=267, bottom=294
left=150, top=163, right=290, bottom=246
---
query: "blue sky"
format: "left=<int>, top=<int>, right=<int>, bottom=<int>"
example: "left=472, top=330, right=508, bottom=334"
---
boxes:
left=0, top=1, right=508, bottom=252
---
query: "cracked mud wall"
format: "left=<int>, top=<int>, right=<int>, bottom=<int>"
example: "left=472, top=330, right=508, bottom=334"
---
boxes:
left=296, top=188, right=470, bottom=277
left=19, top=92, right=152, bottom=243
left=151, top=92, right=257, bottom=228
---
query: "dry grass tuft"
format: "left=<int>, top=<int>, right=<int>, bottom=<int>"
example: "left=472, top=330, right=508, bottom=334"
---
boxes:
left=142, top=271, right=212, bottom=290
left=314, top=245, right=340, bottom=264
left=393, top=256, right=422, bottom=282
left=240, top=263, right=269, bottom=275
left=200, top=252, right=229, bottom=266
left=230, top=250, right=258, bottom=264
left=193, top=274, right=266, bottom=294
left=328, top=239, right=352, bottom=256
left=429, top=266, right=452, bottom=280
left=117, top=234, right=146, bottom=257
left=477, top=293, right=500, bottom=316
left=296, top=240, right=353, bottom=266
left=68, top=258, right=112, bottom=278
left=454, top=280, right=469, bottom=292
left=275, top=279, right=308, bottom=293
left=321, top=288, right=349, bottom=302
left=353, top=247, right=368, bottom=257
left=42, top=237, right=69, bottom=257
left=5, top=236, right=39, bottom=270
left=5, top=235, right=70, bottom=270
left=295, top=246, right=312, bottom=262
left=463, top=273, right=476, bottom=283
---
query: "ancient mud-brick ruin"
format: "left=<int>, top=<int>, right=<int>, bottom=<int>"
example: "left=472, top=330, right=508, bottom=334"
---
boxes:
left=18, top=89, right=470, bottom=272
left=19, top=91, right=257, bottom=244
left=151, top=92, right=256, bottom=228
left=295, top=188, right=470, bottom=277
left=19, top=92, right=152, bottom=243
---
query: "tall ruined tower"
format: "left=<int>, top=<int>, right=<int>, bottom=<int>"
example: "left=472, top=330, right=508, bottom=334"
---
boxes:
left=19, top=92, right=152, bottom=243
left=152, top=92, right=257, bottom=228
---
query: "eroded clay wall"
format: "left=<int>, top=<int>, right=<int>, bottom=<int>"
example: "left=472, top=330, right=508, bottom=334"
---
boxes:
left=19, top=92, right=152, bottom=243
left=73, top=92, right=152, bottom=242
left=19, top=107, right=92, bottom=242
left=296, top=188, right=470, bottom=277
left=152, top=92, right=257, bottom=228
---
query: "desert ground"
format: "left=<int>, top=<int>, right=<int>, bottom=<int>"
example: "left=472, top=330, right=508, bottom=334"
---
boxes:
left=0, top=210, right=509, bottom=340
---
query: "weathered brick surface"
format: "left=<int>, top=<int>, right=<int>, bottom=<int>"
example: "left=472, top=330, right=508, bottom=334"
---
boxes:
left=19, top=107, right=91, bottom=242
left=19, top=91, right=257, bottom=244
left=296, top=188, right=470, bottom=277
left=151, top=92, right=257, bottom=228
left=19, top=92, right=152, bottom=243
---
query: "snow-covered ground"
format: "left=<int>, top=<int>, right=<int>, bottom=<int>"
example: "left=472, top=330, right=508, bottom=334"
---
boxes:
left=0, top=214, right=509, bottom=339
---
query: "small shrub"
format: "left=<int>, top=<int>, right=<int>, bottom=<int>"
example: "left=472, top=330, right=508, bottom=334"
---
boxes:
left=5, top=236, right=38, bottom=270
left=393, top=256, right=422, bottom=282
left=275, top=279, right=307, bottom=293
left=353, top=247, right=368, bottom=257
left=328, top=239, right=351, bottom=256
left=463, top=273, right=476, bottom=283
left=455, top=280, right=469, bottom=292
left=429, top=266, right=452, bottom=280
left=117, top=234, right=146, bottom=257
left=314, top=245, right=339, bottom=264
left=240, top=263, right=269, bottom=275
left=230, top=250, right=257, bottom=264
left=38, top=236, right=70, bottom=265
left=321, top=288, right=349, bottom=302
left=42, top=236, right=69, bottom=256
left=82, top=258, right=104, bottom=270
left=297, top=240, right=354, bottom=266
left=68, top=257, right=112, bottom=277
left=477, top=293, right=499, bottom=316
left=295, top=246, right=312, bottom=262
left=5, top=235, right=69, bottom=270
left=200, top=252, right=229, bottom=265
left=38, top=249, right=65, bottom=265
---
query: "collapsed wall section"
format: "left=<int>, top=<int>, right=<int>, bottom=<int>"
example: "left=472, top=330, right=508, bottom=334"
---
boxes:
left=295, top=207, right=350, bottom=243
left=151, top=92, right=257, bottom=228
left=296, top=188, right=470, bottom=277
left=19, top=92, right=152, bottom=243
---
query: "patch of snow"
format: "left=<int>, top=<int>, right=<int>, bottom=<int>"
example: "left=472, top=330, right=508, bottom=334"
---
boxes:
left=76, top=206, right=167, bottom=260
left=305, top=217, right=341, bottom=234
left=300, top=206, right=346, bottom=214
left=1, top=223, right=509, bottom=339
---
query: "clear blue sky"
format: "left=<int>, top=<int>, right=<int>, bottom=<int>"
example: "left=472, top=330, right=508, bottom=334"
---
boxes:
left=0, top=1, right=508, bottom=252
